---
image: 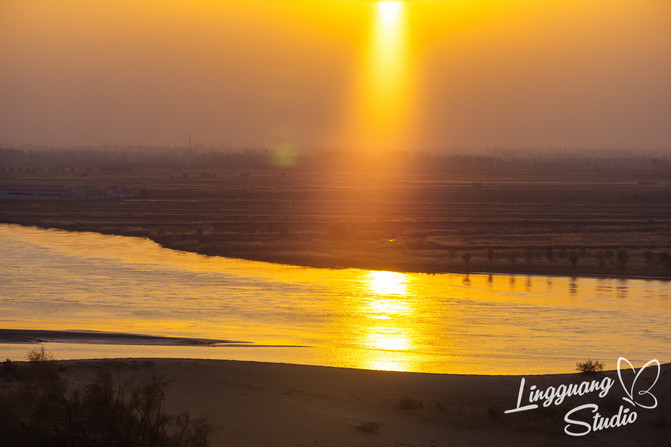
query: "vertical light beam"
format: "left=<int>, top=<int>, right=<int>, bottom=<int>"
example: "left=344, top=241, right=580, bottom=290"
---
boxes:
left=372, top=1, right=405, bottom=103
left=352, top=1, right=409, bottom=152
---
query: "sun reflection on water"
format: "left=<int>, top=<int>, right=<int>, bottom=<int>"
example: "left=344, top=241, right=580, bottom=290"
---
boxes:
left=363, top=351, right=413, bottom=372
left=365, top=270, right=408, bottom=296
left=366, top=329, right=411, bottom=351
left=368, top=298, right=409, bottom=320
left=361, top=324, right=415, bottom=371
left=354, top=270, right=417, bottom=371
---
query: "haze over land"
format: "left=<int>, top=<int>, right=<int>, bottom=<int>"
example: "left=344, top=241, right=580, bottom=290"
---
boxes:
left=2, top=148, right=671, bottom=278
left=1, top=0, right=671, bottom=151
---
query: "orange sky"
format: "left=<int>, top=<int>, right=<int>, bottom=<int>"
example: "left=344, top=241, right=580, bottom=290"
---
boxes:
left=1, top=0, right=670, bottom=151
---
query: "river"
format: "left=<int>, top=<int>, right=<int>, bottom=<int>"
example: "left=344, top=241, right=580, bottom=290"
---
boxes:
left=1, top=224, right=669, bottom=374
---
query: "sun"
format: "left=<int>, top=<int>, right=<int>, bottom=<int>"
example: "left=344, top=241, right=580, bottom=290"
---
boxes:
left=378, top=1, right=403, bottom=29
left=374, top=1, right=404, bottom=92
left=371, top=1, right=406, bottom=111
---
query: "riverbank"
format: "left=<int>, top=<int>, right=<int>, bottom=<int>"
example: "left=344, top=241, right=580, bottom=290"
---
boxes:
left=5, top=221, right=671, bottom=281
left=1, top=358, right=668, bottom=446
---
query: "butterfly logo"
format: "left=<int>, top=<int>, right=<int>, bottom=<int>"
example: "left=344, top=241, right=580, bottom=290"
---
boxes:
left=617, top=357, right=660, bottom=410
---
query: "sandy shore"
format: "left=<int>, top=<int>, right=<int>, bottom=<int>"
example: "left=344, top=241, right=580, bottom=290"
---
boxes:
left=10, top=358, right=666, bottom=447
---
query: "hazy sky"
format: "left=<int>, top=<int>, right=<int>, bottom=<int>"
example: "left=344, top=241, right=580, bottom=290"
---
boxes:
left=1, top=0, right=670, bottom=151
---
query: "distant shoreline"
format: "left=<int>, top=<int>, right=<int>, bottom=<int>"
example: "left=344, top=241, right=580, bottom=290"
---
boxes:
left=0, top=329, right=250, bottom=347
left=2, top=222, right=670, bottom=281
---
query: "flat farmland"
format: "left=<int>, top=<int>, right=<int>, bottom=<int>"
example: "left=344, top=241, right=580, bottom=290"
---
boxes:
left=2, top=149, right=671, bottom=278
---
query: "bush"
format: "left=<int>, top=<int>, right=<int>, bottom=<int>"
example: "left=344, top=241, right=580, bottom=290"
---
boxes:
left=1, top=359, right=17, bottom=376
left=0, top=349, right=210, bottom=447
left=576, top=359, right=604, bottom=373
left=26, top=345, right=54, bottom=363
left=26, top=345, right=60, bottom=385
left=75, top=366, right=210, bottom=447
left=398, top=396, right=422, bottom=410
left=356, top=421, right=381, bottom=433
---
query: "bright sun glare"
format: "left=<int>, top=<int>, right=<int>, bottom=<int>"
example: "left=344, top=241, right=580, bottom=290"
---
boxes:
left=366, top=271, right=408, bottom=296
left=372, top=1, right=405, bottom=109
left=379, top=1, right=403, bottom=27
left=353, top=0, right=409, bottom=151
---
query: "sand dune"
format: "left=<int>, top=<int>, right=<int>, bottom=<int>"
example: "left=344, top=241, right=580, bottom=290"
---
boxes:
left=40, top=358, right=669, bottom=447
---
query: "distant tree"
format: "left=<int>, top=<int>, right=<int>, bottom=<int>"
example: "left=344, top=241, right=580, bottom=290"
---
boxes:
left=546, top=248, right=554, bottom=264
left=462, top=253, right=472, bottom=268
left=525, top=249, right=533, bottom=266
left=595, top=251, right=606, bottom=268
left=658, top=252, right=671, bottom=268
left=605, top=249, right=614, bottom=266
left=616, top=249, right=629, bottom=269
left=568, top=250, right=580, bottom=269
left=486, top=249, right=494, bottom=263
left=644, top=250, right=653, bottom=267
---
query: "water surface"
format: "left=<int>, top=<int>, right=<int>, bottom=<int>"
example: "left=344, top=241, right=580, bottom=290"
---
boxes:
left=1, top=224, right=669, bottom=374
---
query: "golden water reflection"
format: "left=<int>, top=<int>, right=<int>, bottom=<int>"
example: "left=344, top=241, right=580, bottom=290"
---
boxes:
left=365, top=271, right=408, bottom=296
left=1, top=225, right=670, bottom=374
left=368, top=298, right=409, bottom=320
left=356, top=270, right=417, bottom=371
